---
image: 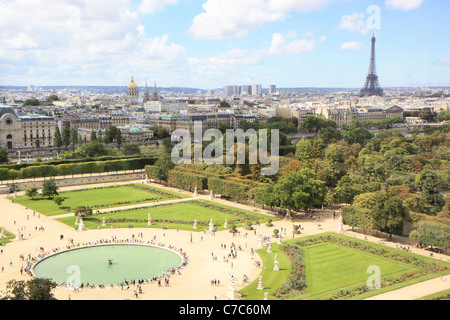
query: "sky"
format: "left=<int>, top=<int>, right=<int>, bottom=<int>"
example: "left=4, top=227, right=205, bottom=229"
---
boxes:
left=0, top=0, right=449, bottom=89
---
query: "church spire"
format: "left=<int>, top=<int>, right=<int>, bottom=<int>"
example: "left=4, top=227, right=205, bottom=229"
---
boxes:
left=152, top=82, right=159, bottom=101
left=143, top=81, right=149, bottom=103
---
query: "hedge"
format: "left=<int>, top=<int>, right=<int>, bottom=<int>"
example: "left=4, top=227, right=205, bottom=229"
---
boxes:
left=167, top=170, right=208, bottom=190
left=0, top=157, right=156, bottom=181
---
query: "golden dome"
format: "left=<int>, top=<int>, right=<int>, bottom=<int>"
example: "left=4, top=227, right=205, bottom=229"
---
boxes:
left=128, top=75, right=138, bottom=88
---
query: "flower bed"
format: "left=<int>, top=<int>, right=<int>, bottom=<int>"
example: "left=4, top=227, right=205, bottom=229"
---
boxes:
left=272, top=244, right=307, bottom=299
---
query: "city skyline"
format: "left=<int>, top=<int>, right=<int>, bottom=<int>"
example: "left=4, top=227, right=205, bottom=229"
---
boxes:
left=1, top=0, right=449, bottom=89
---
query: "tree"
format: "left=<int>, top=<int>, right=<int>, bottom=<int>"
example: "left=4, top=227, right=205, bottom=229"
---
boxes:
left=341, top=206, right=372, bottom=232
left=355, top=191, right=411, bottom=239
left=53, top=196, right=65, bottom=207
left=271, top=169, right=326, bottom=213
left=25, top=187, right=38, bottom=199
left=78, top=140, right=111, bottom=158
left=62, top=128, right=70, bottom=151
left=416, top=171, right=446, bottom=215
left=1, top=278, right=57, bottom=300
left=122, top=143, right=141, bottom=156
left=53, top=127, right=63, bottom=153
left=90, top=131, right=98, bottom=142
left=69, top=129, right=78, bottom=152
left=46, top=95, right=59, bottom=104
left=414, top=221, right=450, bottom=250
left=342, top=121, right=373, bottom=146
left=22, top=98, right=40, bottom=107
left=333, top=174, right=373, bottom=204
left=219, top=100, right=231, bottom=108
left=295, top=139, right=323, bottom=161
left=41, top=178, right=59, bottom=199
left=0, top=148, right=8, bottom=163
left=75, top=206, right=93, bottom=219
left=153, top=152, right=175, bottom=181
left=116, top=129, right=123, bottom=149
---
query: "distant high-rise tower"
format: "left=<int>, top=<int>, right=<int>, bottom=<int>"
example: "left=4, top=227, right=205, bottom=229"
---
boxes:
left=360, top=34, right=383, bottom=97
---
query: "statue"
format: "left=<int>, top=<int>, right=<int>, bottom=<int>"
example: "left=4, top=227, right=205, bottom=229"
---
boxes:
left=273, top=254, right=279, bottom=271
left=147, top=213, right=152, bottom=227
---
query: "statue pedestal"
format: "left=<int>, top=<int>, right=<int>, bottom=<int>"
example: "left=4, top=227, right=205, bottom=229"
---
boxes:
left=227, top=285, right=239, bottom=300
left=257, top=277, right=264, bottom=290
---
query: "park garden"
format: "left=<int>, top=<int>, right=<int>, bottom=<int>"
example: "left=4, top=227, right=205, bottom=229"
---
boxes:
left=10, top=183, right=189, bottom=216
left=240, top=233, right=450, bottom=300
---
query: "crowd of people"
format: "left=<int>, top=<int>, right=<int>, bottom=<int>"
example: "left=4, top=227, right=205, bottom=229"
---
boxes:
left=14, top=234, right=189, bottom=293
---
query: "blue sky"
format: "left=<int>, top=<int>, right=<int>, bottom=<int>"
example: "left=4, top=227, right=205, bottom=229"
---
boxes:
left=0, top=0, right=449, bottom=89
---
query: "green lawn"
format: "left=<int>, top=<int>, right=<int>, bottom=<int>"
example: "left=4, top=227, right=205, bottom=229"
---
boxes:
left=240, top=233, right=450, bottom=300
left=0, top=229, right=15, bottom=245
left=299, top=243, right=412, bottom=300
left=10, top=184, right=188, bottom=216
left=57, top=199, right=277, bottom=232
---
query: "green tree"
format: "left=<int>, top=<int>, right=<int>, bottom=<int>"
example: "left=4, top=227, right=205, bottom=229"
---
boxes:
left=271, top=169, right=326, bottom=213
left=22, top=98, right=40, bottom=107
left=355, top=191, right=411, bottom=239
left=116, top=129, right=123, bottom=149
left=219, top=100, right=231, bottom=108
left=41, top=178, right=59, bottom=199
left=1, top=278, right=57, bottom=300
left=53, top=127, right=63, bottom=153
left=416, top=171, right=446, bottom=215
left=122, top=143, right=141, bottom=156
left=342, top=121, right=374, bottom=146
left=53, top=196, right=64, bottom=207
left=69, top=128, right=78, bottom=152
left=341, top=206, right=372, bottom=232
left=62, top=128, right=70, bottom=151
left=295, top=138, right=323, bottom=161
left=90, top=131, right=98, bottom=142
left=25, top=187, right=38, bottom=199
left=46, top=95, right=59, bottom=104
left=74, top=206, right=93, bottom=219
left=0, top=148, right=8, bottom=163
left=333, top=174, right=376, bottom=204
left=153, top=152, right=175, bottom=181
left=414, top=221, right=450, bottom=250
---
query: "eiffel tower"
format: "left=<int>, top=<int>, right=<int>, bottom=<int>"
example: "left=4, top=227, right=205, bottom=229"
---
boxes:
left=360, top=34, right=383, bottom=97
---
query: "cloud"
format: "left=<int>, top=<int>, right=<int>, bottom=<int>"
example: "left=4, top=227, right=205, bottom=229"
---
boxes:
left=338, top=12, right=370, bottom=34
left=268, top=33, right=316, bottom=55
left=432, top=58, right=450, bottom=67
left=189, top=0, right=334, bottom=40
left=385, top=0, right=424, bottom=11
left=189, top=0, right=283, bottom=40
left=0, top=0, right=188, bottom=85
left=340, top=41, right=362, bottom=51
left=139, top=0, right=178, bottom=14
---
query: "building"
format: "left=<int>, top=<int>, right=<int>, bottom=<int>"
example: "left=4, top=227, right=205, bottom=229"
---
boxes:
left=78, top=125, right=154, bottom=144
left=269, top=85, right=277, bottom=95
left=0, top=106, right=57, bottom=151
left=126, top=75, right=139, bottom=105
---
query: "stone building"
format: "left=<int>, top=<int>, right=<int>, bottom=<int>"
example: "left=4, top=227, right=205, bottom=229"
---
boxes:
left=0, top=106, right=56, bottom=151
left=126, top=75, right=139, bottom=105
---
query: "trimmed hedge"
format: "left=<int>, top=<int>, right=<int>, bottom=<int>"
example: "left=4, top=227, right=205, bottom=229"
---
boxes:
left=167, top=170, right=208, bottom=190
left=0, top=157, right=156, bottom=181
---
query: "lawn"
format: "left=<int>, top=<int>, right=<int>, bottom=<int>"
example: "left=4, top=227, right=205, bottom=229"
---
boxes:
left=299, top=243, right=412, bottom=300
left=57, top=199, right=277, bottom=232
left=10, top=184, right=188, bottom=216
left=240, top=233, right=450, bottom=300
